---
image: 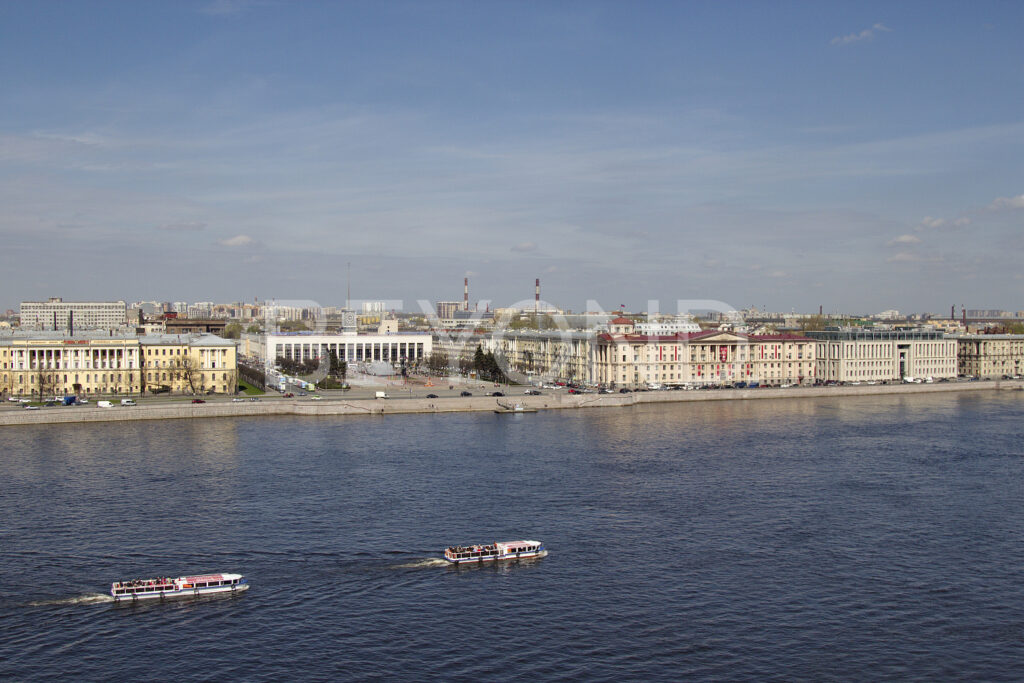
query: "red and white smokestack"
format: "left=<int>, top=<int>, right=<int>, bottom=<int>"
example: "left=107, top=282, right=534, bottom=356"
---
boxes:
left=535, top=278, right=540, bottom=313
left=464, top=277, right=469, bottom=311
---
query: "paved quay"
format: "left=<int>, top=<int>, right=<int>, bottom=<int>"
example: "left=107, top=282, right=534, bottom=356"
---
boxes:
left=1, top=380, right=1020, bottom=427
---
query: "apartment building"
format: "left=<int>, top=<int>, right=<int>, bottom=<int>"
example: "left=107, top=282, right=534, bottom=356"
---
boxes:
left=957, top=334, right=1024, bottom=378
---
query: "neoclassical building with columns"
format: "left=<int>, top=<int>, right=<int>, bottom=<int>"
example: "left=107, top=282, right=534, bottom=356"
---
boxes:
left=0, top=331, right=237, bottom=397
left=594, top=318, right=816, bottom=388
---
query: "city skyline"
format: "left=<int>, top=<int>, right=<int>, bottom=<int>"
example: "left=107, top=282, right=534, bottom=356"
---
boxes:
left=2, top=1, right=1022, bottom=311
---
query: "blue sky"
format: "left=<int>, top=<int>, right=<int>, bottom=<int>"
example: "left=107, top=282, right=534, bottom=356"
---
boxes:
left=1, top=1, right=1021, bottom=315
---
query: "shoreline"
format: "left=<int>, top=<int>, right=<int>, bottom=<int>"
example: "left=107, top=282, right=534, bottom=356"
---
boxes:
left=2, top=380, right=1020, bottom=427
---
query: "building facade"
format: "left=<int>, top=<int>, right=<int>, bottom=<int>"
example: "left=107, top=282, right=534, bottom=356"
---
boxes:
left=0, top=332, right=237, bottom=397
left=595, top=320, right=815, bottom=387
left=266, top=332, right=432, bottom=368
left=494, top=330, right=597, bottom=385
left=807, top=329, right=956, bottom=382
left=20, top=298, right=127, bottom=331
left=957, top=334, right=1024, bottom=378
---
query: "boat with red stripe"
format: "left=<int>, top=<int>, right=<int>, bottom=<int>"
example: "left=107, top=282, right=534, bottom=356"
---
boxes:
left=111, top=573, right=248, bottom=601
left=444, top=540, right=547, bottom=564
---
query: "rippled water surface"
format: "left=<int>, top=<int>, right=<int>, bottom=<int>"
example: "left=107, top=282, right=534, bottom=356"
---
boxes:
left=3, top=392, right=1024, bottom=681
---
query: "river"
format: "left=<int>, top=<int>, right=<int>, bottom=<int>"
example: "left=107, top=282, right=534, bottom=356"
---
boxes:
left=2, top=392, right=1023, bottom=680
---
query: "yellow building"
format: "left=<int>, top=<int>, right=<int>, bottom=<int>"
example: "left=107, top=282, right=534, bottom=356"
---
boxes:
left=141, top=334, right=237, bottom=395
left=0, top=332, right=237, bottom=398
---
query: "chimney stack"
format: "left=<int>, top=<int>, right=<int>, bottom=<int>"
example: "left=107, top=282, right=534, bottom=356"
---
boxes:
left=69, top=311, right=74, bottom=336
left=951, top=304, right=955, bottom=319
left=535, top=278, right=540, bottom=314
left=464, top=277, right=469, bottom=311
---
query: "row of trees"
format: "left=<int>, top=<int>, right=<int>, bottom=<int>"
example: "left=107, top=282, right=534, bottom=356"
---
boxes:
left=422, top=346, right=507, bottom=382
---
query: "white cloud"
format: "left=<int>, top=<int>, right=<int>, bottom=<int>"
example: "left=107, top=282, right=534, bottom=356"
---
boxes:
left=510, top=241, right=538, bottom=253
left=218, top=234, right=252, bottom=247
left=953, top=217, right=972, bottom=227
left=919, top=216, right=945, bottom=229
left=768, top=270, right=788, bottom=278
left=831, top=23, right=892, bottom=46
left=888, top=234, right=921, bottom=246
left=157, top=221, right=206, bottom=232
left=886, top=252, right=922, bottom=263
left=990, top=194, right=1024, bottom=210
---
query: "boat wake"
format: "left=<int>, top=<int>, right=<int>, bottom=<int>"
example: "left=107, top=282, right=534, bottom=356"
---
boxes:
left=390, top=558, right=449, bottom=569
left=28, top=593, right=114, bottom=607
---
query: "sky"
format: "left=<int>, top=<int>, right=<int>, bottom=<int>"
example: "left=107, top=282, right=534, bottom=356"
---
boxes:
left=1, top=1, right=1022, bottom=315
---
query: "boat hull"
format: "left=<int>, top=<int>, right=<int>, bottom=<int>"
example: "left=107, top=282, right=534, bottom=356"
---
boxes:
left=445, top=549, right=548, bottom=564
left=112, top=581, right=249, bottom=602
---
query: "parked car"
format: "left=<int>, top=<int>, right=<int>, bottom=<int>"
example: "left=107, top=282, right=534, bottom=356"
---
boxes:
left=490, top=391, right=504, bottom=397
left=619, top=388, right=632, bottom=393
left=283, top=392, right=295, bottom=398
left=568, top=388, right=581, bottom=394
left=191, top=398, right=206, bottom=404
left=426, top=393, right=438, bottom=398
left=525, top=389, right=542, bottom=395
left=232, top=398, right=246, bottom=402
left=460, top=391, right=472, bottom=397
left=249, top=397, right=261, bottom=401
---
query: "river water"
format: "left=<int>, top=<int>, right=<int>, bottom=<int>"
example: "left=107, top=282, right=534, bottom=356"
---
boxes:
left=2, top=392, right=1024, bottom=681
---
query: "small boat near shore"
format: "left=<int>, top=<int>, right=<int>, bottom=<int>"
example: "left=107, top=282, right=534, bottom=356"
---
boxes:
left=111, top=573, right=248, bottom=601
left=494, top=402, right=538, bottom=414
left=444, top=540, right=547, bottom=564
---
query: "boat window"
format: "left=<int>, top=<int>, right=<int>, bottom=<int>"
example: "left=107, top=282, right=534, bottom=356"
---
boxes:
left=196, top=582, right=207, bottom=588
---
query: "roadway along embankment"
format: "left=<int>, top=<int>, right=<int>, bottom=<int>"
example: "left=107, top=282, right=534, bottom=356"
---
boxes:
left=0, top=380, right=1018, bottom=427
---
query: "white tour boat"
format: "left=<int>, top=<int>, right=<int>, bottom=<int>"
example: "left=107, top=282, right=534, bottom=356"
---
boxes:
left=444, top=540, right=547, bottom=564
left=111, top=573, right=248, bottom=601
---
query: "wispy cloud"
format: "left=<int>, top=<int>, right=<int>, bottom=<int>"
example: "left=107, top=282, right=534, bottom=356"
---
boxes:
left=888, top=234, right=921, bottom=246
left=157, top=221, right=206, bottom=232
left=917, top=216, right=945, bottom=230
left=831, top=23, right=892, bottom=46
left=990, top=194, right=1024, bottom=210
left=510, top=241, right=538, bottom=253
left=218, top=234, right=252, bottom=247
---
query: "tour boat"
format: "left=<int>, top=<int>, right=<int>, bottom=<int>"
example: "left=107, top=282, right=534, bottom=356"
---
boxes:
left=111, top=573, right=248, bottom=601
left=444, top=540, right=547, bottom=564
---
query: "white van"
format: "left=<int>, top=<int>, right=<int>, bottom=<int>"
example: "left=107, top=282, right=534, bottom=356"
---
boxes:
left=375, top=391, right=389, bottom=399
left=97, top=400, right=114, bottom=408
left=121, top=399, right=137, bottom=406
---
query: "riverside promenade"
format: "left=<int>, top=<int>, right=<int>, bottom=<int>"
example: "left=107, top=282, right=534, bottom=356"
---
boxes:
left=1, top=380, right=1020, bottom=427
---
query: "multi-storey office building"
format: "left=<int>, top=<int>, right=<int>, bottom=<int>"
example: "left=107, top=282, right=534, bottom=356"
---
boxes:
left=20, top=298, right=127, bottom=331
left=957, top=334, right=1024, bottom=378
left=806, top=329, right=956, bottom=382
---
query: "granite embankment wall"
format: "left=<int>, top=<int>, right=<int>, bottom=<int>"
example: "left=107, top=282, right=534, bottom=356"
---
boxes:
left=1, top=381, right=1020, bottom=427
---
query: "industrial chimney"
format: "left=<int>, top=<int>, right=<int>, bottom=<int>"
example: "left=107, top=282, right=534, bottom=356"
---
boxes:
left=464, top=277, right=469, bottom=311
left=535, top=278, right=540, bottom=314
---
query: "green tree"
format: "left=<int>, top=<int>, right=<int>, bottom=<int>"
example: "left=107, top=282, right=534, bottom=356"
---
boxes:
left=222, top=322, right=242, bottom=339
left=328, top=351, right=347, bottom=379
left=245, top=323, right=262, bottom=334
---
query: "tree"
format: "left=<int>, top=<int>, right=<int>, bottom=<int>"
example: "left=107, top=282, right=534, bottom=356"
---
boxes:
left=801, top=315, right=828, bottom=332
left=328, top=351, right=347, bottom=379
left=174, top=356, right=204, bottom=395
left=426, top=350, right=448, bottom=376
left=222, top=322, right=242, bottom=339
left=245, top=323, right=262, bottom=334
left=35, top=367, right=57, bottom=401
